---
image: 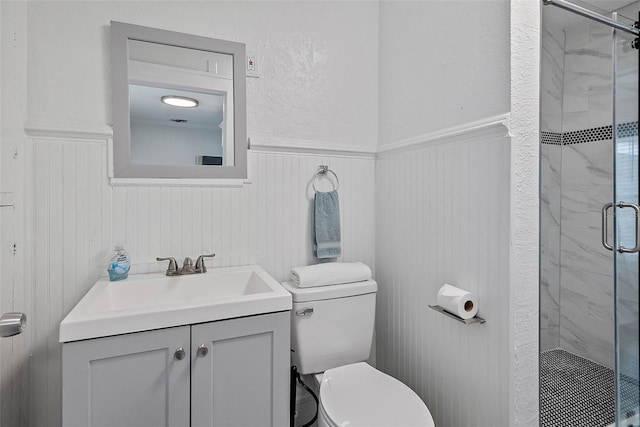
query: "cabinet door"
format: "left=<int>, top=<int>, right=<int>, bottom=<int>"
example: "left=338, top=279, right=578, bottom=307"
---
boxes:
left=62, top=326, right=190, bottom=427
left=191, top=311, right=290, bottom=427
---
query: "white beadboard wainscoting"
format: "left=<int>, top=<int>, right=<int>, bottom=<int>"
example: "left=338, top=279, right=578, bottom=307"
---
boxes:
left=375, top=120, right=511, bottom=426
left=0, top=205, right=30, bottom=427
left=21, top=131, right=375, bottom=427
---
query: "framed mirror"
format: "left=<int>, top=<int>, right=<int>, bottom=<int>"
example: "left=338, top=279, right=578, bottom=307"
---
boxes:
left=111, top=21, right=247, bottom=180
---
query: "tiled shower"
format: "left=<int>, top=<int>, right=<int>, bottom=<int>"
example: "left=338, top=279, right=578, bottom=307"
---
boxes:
left=540, top=2, right=639, bottom=426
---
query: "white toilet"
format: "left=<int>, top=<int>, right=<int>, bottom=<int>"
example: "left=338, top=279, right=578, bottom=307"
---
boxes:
left=282, top=280, right=435, bottom=427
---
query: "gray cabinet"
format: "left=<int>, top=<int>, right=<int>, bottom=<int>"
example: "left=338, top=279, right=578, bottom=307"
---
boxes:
left=191, top=312, right=290, bottom=427
left=62, top=325, right=191, bottom=427
left=62, top=312, right=290, bottom=427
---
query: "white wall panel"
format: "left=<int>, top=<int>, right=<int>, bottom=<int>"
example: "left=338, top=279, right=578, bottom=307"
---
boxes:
left=378, top=1, right=510, bottom=145
left=0, top=2, right=30, bottom=426
left=376, top=131, right=511, bottom=427
left=23, top=133, right=375, bottom=427
left=0, top=206, right=29, bottom=427
left=25, top=138, right=111, bottom=426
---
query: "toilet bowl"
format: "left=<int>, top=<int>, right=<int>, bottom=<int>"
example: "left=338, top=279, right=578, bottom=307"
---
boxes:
left=315, top=362, right=435, bottom=427
left=282, top=280, right=435, bottom=427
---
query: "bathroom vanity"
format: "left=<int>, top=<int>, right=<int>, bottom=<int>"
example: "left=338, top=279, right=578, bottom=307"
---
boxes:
left=60, top=265, right=291, bottom=427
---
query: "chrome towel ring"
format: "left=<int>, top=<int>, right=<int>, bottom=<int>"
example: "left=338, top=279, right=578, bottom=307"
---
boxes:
left=312, top=165, right=339, bottom=192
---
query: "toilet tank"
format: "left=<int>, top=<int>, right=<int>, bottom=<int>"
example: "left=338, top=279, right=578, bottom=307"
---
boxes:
left=281, top=280, right=377, bottom=375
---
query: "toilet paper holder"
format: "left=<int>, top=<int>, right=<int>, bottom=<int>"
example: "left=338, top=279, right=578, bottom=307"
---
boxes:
left=0, top=312, right=26, bottom=337
left=428, top=304, right=486, bottom=325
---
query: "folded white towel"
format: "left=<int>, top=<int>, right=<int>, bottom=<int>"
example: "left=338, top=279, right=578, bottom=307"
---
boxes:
left=290, top=262, right=372, bottom=288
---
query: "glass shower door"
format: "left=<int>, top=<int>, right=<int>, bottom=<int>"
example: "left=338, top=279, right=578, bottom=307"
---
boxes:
left=613, top=14, right=640, bottom=426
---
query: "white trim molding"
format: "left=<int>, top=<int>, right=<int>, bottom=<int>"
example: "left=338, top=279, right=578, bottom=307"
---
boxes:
left=377, top=113, right=511, bottom=156
left=108, top=177, right=249, bottom=187
left=23, top=124, right=377, bottom=159
left=249, top=136, right=377, bottom=159
left=23, top=120, right=512, bottom=161
left=24, top=122, right=113, bottom=140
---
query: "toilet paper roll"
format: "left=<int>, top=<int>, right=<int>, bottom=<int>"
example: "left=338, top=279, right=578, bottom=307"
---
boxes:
left=437, top=284, right=478, bottom=320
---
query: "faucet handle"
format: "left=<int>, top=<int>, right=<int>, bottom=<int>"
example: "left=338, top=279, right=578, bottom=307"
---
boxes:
left=195, top=254, right=216, bottom=273
left=156, top=257, right=179, bottom=275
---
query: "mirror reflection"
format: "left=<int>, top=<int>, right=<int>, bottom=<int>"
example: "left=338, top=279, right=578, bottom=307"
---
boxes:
left=128, top=40, right=234, bottom=167
left=111, top=21, right=248, bottom=181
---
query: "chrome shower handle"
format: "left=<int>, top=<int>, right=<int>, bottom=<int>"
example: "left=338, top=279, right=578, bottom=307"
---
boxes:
left=601, top=202, right=640, bottom=253
left=602, top=202, right=613, bottom=251
left=616, top=202, right=640, bottom=253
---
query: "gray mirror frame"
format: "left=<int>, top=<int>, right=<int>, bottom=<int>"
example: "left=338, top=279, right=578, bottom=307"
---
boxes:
left=111, top=21, right=247, bottom=180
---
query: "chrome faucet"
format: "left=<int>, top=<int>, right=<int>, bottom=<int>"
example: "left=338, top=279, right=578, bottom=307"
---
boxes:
left=156, top=257, right=179, bottom=275
left=195, top=254, right=216, bottom=273
left=180, top=257, right=196, bottom=274
left=157, top=254, right=216, bottom=276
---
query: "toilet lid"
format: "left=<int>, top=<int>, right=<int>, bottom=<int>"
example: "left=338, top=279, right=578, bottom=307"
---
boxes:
left=319, top=362, right=435, bottom=427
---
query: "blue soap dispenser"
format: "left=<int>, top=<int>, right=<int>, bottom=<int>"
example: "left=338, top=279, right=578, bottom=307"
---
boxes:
left=107, top=244, right=130, bottom=281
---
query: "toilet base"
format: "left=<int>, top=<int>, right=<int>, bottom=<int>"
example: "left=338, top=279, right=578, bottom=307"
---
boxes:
left=317, top=402, right=330, bottom=427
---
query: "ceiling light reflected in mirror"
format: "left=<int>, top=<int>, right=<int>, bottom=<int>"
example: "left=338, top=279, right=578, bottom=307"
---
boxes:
left=161, top=95, right=200, bottom=108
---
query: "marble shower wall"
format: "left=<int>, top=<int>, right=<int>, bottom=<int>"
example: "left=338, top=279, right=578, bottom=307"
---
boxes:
left=541, top=16, right=639, bottom=368
left=541, top=24, right=565, bottom=134
left=559, top=139, right=614, bottom=367
left=562, top=21, right=614, bottom=132
left=559, top=21, right=616, bottom=368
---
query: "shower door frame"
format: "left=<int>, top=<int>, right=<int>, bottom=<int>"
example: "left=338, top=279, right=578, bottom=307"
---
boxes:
left=543, top=1, right=640, bottom=425
left=612, top=11, right=640, bottom=425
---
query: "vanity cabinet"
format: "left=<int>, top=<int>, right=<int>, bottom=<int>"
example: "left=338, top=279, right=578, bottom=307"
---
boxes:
left=62, top=311, right=290, bottom=427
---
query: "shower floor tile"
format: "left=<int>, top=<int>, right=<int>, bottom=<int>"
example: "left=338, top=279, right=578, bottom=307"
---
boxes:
left=541, top=349, right=639, bottom=427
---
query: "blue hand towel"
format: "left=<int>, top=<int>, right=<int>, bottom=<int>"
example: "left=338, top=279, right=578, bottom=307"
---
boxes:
left=313, top=190, right=341, bottom=258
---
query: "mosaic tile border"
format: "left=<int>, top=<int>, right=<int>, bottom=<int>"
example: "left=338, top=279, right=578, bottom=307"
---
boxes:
left=541, top=121, right=638, bottom=145
left=541, top=131, right=562, bottom=145
left=564, top=125, right=613, bottom=145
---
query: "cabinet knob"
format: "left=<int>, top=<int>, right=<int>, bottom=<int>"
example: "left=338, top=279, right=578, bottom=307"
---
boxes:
left=197, top=344, right=209, bottom=358
left=174, top=347, right=186, bottom=361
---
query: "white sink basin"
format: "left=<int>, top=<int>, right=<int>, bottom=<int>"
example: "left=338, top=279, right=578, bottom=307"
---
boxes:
left=60, top=265, right=291, bottom=342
